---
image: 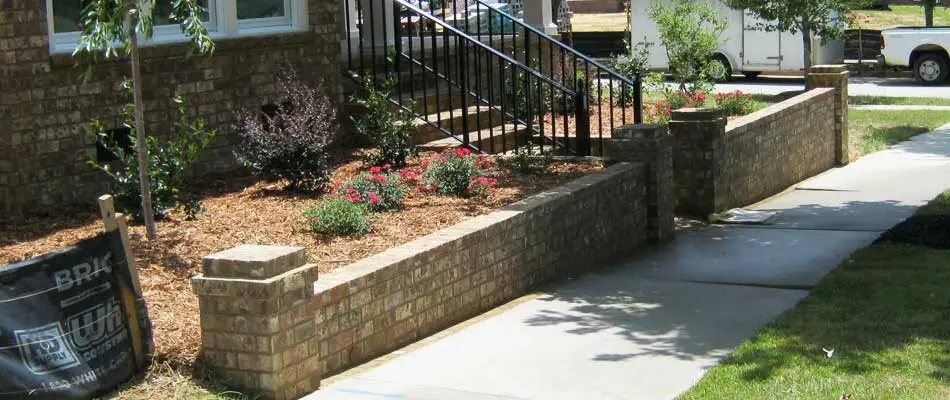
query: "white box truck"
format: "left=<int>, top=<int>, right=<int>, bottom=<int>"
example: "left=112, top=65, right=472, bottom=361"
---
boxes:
left=629, top=0, right=844, bottom=79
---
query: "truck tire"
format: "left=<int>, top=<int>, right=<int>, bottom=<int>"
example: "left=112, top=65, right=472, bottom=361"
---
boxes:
left=709, top=56, right=732, bottom=82
left=914, top=53, right=949, bottom=85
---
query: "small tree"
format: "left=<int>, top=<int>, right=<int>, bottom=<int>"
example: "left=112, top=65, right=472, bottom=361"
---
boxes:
left=723, top=0, right=869, bottom=87
left=648, top=0, right=727, bottom=95
left=76, top=0, right=214, bottom=240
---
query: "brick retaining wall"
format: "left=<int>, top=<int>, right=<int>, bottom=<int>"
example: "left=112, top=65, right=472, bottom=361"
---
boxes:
left=668, top=65, right=850, bottom=216
left=192, top=157, right=673, bottom=399
left=718, top=88, right=837, bottom=210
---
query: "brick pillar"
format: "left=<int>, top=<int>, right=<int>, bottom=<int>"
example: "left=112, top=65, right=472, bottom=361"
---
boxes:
left=604, top=123, right=675, bottom=243
left=192, top=245, right=321, bottom=400
left=808, top=65, right=850, bottom=166
left=667, top=108, right=727, bottom=217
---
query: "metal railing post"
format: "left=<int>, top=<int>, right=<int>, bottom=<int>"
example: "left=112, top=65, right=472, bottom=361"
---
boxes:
left=575, top=77, right=591, bottom=157
left=634, top=72, right=643, bottom=124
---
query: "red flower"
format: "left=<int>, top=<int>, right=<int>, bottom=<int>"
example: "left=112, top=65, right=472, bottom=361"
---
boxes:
left=368, top=192, right=380, bottom=205
left=372, top=174, right=387, bottom=184
left=421, top=160, right=429, bottom=169
left=383, top=164, right=392, bottom=171
left=370, top=166, right=383, bottom=174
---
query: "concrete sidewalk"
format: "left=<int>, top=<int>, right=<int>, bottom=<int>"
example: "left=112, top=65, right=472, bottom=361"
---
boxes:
left=306, top=126, right=950, bottom=400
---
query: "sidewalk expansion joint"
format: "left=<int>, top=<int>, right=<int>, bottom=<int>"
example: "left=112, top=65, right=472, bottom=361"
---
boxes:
left=717, top=225, right=887, bottom=234
left=681, top=279, right=814, bottom=291
left=793, top=188, right=859, bottom=192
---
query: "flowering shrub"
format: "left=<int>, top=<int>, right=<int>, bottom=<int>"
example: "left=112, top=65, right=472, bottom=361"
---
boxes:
left=651, top=90, right=708, bottom=124
left=302, top=199, right=372, bottom=237
left=420, top=148, right=495, bottom=197
left=468, top=176, right=498, bottom=196
left=397, top=166, right=423, bottom=186
left=651, top=101, right=674, bottom=124
left=668, top=90, right=707, bottom=109
left=715, top=90, right=755, bottom=117
left=336, top=164, right=406, bottom=212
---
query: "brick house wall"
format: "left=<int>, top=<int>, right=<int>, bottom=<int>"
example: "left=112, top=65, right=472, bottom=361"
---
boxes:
left=0, top=0, right=342, bottom=218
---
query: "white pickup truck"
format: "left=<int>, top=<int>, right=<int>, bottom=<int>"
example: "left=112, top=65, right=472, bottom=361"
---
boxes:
left=880, top=27, right=950, bottom=84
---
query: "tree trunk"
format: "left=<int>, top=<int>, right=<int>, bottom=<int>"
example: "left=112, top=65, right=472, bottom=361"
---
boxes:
left=802, top=15, right=813, bottom=90
left=130, top=27, right=158, bottom=241
left=925, top=5, right=935, bottom=27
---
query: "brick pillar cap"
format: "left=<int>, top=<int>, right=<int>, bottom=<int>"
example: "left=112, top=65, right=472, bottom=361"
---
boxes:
left=809, top=65, right=848, bottom=74
left=671, top=107, right=725, bottom=122
left=613, top=123, right=668, bottom=139
left=202, top=244, right=307, bottom=279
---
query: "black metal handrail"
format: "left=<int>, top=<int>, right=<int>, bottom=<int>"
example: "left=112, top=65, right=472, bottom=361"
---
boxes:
left=409, top=0, right=644, bottom=151
left=470, top=0, right=640, bottom=88
left=395, top=0, right=577, bottom=95
left=342, top=0, right=635, bottom=156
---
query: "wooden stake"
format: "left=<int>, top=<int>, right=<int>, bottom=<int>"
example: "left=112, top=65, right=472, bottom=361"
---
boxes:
left=98, top=195, right=148, bottom=370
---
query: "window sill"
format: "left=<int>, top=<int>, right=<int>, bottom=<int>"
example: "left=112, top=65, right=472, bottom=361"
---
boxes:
left=49, top=27, right=312, bottom=68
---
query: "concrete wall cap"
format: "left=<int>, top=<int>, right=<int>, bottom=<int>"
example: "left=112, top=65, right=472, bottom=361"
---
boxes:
left=671, top=108, right=725, bottom=121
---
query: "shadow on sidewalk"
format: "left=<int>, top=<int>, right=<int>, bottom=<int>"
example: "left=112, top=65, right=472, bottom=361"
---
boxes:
left=518, top=196, right=931, bottom=377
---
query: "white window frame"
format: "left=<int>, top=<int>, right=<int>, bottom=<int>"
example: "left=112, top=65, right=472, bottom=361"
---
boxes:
left=236, top=0, right=293, bottom=30
left=46, top=0, right=309, bottom=54
left=150, top=0, right=220, bottom=40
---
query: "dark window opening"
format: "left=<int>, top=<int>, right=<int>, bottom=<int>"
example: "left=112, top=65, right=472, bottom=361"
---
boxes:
left=261, top=101, right=295, bottom=131
left=95, top=127, right=134, bottom=163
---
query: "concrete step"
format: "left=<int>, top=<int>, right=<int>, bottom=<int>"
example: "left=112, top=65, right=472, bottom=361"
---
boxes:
left=341, top=87, right=467, bottom=116
left=418, top=124, right=529, bottom=154
left=409, top=106, right=502, bottom=145
left=403, top=88, right=468, bottom=115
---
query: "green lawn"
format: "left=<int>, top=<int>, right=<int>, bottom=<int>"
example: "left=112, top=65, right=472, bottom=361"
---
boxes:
left=849, top=110, right=950, bottom=158
left=850, top=5, right=950, bottom=30
left=850, top=96, right=950, bottom=106
left=679, top=191, right=950, bottom=400
left=573, top=5, right=947, bottom=32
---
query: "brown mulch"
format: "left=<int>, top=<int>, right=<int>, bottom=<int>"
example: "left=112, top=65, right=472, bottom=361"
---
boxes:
left=0, top=152, right=602, bottom=374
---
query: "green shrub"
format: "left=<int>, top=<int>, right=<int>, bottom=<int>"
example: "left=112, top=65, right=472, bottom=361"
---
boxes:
left=421, top=148, right=496, bottom=197
left=498, top=153, right=553, bottom=176
left=352, top=77, right=417, bottom=168
left=87, top=89, right=215, bottom=219
left=610, top=39, right=653, bottom=79
left=715, top=90, right=755, bottom=117
left=234, top=69, right=337, bottom=193
left=337, top=165, right=407, bottom=212
left=303, top=199, right=372, bottom=237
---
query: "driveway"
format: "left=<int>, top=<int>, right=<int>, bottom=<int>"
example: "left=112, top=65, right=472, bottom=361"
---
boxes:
left=702, top=76, right=950, bottom=98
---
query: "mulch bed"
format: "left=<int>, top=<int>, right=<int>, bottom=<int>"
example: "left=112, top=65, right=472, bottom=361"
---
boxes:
left=0, top=151, right=602, bottom=373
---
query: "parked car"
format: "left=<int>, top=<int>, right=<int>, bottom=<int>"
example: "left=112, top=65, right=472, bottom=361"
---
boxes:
left=880, top=27, right=950, bottom=84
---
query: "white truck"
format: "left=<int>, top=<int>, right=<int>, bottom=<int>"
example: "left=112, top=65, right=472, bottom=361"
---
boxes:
left=880, top=27, right=950, bottom=84
left=629, top=0, right=844, bottom=79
